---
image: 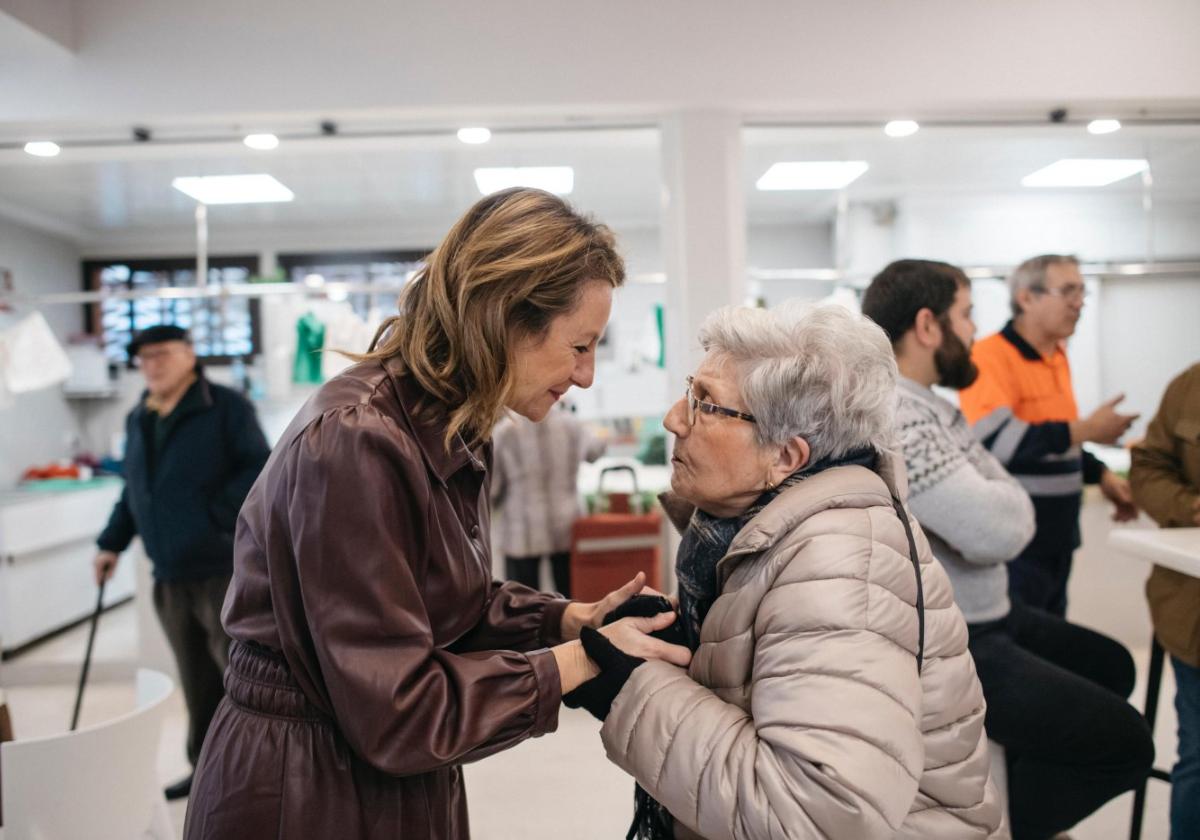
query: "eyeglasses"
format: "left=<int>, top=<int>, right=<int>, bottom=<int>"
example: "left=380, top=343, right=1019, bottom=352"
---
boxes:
left=1030, top=283, right=1088, bottom=302
left=684, top=375, right=757, bottom=427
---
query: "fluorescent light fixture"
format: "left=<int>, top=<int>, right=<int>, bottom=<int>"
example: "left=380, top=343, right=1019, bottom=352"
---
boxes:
left=1087, top=119, right=1122, bottom=135
left=243, top=133, right=280, bottom=151
left=884, top=120, right=919, bottom=138
left=756, top=161, right=869, bottom=191
left=172, top=174, right=295, bottom=204
left=457, top=127, right=492, bottom=145
left=24, top=141, right=61, bottom=157
left=473, top=166, right=574, bottom=195
left=303, top=273, right=325, bottom=288
left=1021, top=158, right=1148, bottom=188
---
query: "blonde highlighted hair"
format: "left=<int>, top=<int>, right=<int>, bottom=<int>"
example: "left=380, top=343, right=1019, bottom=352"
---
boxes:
left=357, top=188, right=624, bottom=449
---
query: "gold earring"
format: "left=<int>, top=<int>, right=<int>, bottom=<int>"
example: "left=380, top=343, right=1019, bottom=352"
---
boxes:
left=765, top=477, right=775, bottom=490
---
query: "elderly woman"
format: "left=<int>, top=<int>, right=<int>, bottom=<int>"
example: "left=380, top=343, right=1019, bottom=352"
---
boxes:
left=184, top=188, right=690, bottom=839
left=570, top=304, right=1003, bottom=839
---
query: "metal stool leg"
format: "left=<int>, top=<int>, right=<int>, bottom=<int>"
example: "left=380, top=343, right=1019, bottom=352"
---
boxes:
left=1130, top=637, right=1166, bottom=840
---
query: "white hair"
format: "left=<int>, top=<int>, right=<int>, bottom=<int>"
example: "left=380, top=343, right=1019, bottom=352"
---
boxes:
left=697, top=302, right=898, bottom=461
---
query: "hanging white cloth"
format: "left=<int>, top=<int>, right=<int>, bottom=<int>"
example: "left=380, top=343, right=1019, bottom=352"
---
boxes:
left=0, top=310, right=73, bottom=394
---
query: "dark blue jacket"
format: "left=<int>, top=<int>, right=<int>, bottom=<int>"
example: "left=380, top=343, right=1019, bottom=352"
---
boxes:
left=97, top=376, right=270, bottom=581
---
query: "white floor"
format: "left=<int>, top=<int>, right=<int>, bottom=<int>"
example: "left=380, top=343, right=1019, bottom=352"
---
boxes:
left=1, top=494, right=1180, bottom=839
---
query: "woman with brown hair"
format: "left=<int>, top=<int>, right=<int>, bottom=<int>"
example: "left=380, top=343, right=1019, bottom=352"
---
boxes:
left=184, top=188, right=690, bottom=839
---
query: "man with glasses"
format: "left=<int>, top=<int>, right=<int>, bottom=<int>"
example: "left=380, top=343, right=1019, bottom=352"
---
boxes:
left=93, top=325, right=270, bottom=800
left=959, top=254, right=1139, bottom=616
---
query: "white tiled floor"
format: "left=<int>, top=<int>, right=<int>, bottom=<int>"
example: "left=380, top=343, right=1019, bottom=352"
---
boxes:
left=1, top=495, right=1180, bottom=839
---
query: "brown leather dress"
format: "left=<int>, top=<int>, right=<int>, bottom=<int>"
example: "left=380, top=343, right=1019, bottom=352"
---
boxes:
left=184, top=357, right=568, bottom=839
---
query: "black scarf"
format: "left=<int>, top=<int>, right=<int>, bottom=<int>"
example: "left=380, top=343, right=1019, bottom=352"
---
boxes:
left=629, top=445, right=878, bottom=840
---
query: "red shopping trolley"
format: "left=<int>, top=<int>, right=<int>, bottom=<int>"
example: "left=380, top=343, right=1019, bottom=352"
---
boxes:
left=570, top=465, right=663, bottom=602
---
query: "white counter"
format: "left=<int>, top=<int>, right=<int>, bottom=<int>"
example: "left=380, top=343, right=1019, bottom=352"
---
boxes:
left=1108, top=527, right=1200, bottom=579
left=0, top=479, right=135, bottom=655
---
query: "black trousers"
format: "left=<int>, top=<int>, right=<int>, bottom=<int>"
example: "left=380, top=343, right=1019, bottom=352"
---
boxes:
left=969, top=603, right=1154, bottom=840
left=152, top=572, right=232, bottom=767
left=505, top=552, right=571, bottom=599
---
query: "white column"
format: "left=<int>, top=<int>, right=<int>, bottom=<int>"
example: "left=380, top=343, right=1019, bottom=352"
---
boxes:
left=658, top=111, right=747, bottom=594
left=659, top=110, right=747, bottom=387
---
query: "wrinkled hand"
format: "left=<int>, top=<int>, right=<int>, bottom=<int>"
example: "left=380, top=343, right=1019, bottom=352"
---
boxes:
left=93, top=551, right=119, bottom=586
left=561, top=572, right=650, bottom=640
left=1100, top=471, right=1139, bottom=523
left=599, top=611, right=692, bottom=668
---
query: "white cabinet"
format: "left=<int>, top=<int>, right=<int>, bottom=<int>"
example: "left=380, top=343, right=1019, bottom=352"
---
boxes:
left=0, top=480, right=136, bottom=655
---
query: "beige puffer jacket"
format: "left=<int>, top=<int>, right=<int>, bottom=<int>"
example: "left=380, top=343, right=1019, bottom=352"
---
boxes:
left=601, top=453, right=1005, bottom=839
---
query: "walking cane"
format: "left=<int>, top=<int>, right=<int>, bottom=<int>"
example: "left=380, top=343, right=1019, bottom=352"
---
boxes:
left=70, top=579, right=106, bottom=731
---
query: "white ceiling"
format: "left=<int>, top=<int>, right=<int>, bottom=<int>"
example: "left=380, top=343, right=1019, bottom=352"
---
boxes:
left=0, top=128, right=665, bottom=246
left=4, top=1, right=1200, bottom=126
left=1, top=122, right=1198, bottom=252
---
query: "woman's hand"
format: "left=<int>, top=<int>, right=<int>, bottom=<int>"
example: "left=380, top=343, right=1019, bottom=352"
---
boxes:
left=560, top=572, right=651, bottom=640
left=553, top=610, right=691, bottom=694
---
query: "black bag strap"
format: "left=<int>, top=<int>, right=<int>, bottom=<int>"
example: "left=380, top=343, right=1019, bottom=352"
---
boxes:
left=891, top=496, right=926, bottom=674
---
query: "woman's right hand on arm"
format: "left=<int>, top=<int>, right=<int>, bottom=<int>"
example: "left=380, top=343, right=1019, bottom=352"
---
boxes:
left=553, top=610, right=690, bottom=694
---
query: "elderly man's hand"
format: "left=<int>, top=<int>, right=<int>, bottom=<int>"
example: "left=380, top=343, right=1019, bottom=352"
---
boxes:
left=561, top=572, right=651, bottom=640
left=1100, top=470, right=1139, bottom=523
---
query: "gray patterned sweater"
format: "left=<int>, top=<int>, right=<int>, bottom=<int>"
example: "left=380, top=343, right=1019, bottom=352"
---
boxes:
left=896, top=377, right=1036, bottom=623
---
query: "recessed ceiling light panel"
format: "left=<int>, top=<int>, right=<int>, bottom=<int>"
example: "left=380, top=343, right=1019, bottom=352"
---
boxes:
left=172, top=174, right=294, bottom=204
left=1021, top=158, right=1148, bottom=187
left=473, top=166, right=574, bottom=195
left=756, top=161, right=869, bottom=191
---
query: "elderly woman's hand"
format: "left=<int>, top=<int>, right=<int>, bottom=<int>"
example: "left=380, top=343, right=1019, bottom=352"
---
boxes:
left=562, top=611, right=692, bottom=720
left=599, top=611, right=692, bottom=667
left=560, top=571, right=654, bottom=640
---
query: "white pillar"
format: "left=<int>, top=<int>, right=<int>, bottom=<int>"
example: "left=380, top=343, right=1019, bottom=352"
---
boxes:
left=659, top=110, right=747, bottom=387
left=658, top=111, right=747, bottom=595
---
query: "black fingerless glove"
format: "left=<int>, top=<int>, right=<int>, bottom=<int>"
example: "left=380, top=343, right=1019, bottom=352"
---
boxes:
left=603, top=595, right=688, bottom=648
left=561, top=626, right=644, bottom=721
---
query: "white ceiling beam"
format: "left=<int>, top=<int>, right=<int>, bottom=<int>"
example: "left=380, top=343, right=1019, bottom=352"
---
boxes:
left=0, top=0, right=75, bottom=54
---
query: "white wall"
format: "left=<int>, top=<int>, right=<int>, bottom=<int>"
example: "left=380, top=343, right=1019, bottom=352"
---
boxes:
left=839, top=193, right=1200, bottom=430
left=0, top=216, right=82, bottom=489
left=894, top=194, right=1200, bottom=266
left=1100, top=276, right=1200, bottom=437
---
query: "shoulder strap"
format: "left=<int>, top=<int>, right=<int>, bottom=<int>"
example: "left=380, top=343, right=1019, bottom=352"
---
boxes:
left=891, top=496, right=926, bottom=674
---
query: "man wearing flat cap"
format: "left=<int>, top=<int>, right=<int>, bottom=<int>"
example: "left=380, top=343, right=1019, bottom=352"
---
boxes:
left=93, top=325, right=270, bottom=800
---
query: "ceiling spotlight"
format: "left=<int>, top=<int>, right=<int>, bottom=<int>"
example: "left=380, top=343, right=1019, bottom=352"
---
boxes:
left=243, top=133, right=280, bottom=151
left=1087, top=119, right=1122, bottom=135
left=24, top=141, right=61, bottom=157
left=884, top=120, right=919, bottom=138
left=457, top=127, right=492, bottom=145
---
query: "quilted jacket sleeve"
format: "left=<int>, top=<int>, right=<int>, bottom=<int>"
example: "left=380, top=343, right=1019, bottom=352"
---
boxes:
left=601, top=529, right=925, bottom=840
